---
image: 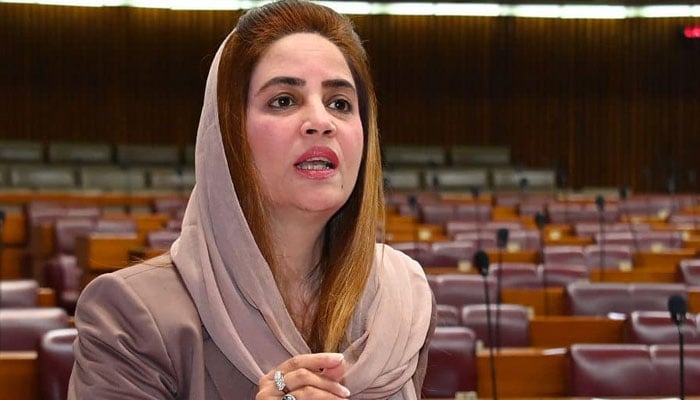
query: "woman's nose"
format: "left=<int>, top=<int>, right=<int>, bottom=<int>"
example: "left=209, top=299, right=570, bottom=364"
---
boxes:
left=302, top=102, right=335, bottom=136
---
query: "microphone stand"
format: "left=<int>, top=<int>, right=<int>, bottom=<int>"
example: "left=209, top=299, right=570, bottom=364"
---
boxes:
left=619, top=186, right=640, bottom=253
left=474, top=250, right=498, bottom=400
left=668, top=176, right=680, bottom=249
left=669, top=294, right=687, bottom=400
left=535, top=211, right=549, bottom=315
left=495, top=228, right=509, bottom=352
left=596, top=195, right=606, bottom=282
left=471, top=186, right=482, bottom=251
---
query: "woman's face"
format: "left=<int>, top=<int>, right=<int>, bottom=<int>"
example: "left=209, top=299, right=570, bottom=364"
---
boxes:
left=246, top=33, right=364, bottom=222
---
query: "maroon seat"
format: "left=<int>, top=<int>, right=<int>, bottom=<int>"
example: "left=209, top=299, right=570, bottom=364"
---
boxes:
left=425, top=241, right=474, bottom=268
left=583, top=244, right=633, bottom=270
left=423, top=326, right=477, bottom=398
left=390, top=241, right=431, bottom=264
left=489, top=263, right=540, bottom=289
left=419, top=203, right=455, bottom=225
left=680, top=259, right=700, bottom=286
left=453, top=204, right=492, bottom=222
left=566, top=281, right=631, bottom=315
left=651, top=344, right=700, bottom=396
left=569, top=343, right=657, bottom=397
left=0, top=307, right=69, bottom=350
left=539, top=264, right=589, bottom=287
left=631, top=283, right=686, bottom=312
left=451, top=232, right=497, bottom=250
left=433, top=274, right=497, bottom=309
left=543, top=245, right=586, bottom=267
left=0, top=279, right=38, bottom=308
left=627, top=311, right=700, bottom=344
left=38, top=328, right=78, bottom=400
left=95, top=217, right=137, bottom=233
left=436, top=304, right=461, bottom=327
left=460, top=303, right=530, bottom=347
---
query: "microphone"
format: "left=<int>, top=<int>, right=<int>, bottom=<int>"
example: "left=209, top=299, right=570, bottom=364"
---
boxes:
left=595, top=195, right=606, bottom=282
left=534, top=211, right=549, bottom=315
left=668, top=294, right=687, bottom=400
left=473, top=250, right=498, bottom=400
left=495, top=228, right=509, bottom=351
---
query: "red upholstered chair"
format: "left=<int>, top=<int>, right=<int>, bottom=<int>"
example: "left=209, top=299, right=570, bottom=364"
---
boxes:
left=583, top=244, right=633, bottom=270
left=631, top=283, right=687, bottom=312
left=94, top=218, right=137, bottom=233
left=566, top=281, right=631, bottom=316
left=0, top=279, right=39, bottom=308
left=506, top=229, right=541, bottom=251
left=436, top=304, right=461, bottom=327
left=543, top=246, right=586, bottom=267
left=569, top=343, right=657, bottom=397
left=38, top=328, right=78, bottom=400
left=460, top=304, right=530, bottom=347
left=0, top=307, right=69, bottom=351
left=389, top=242, right=432, bottom=265
left=425, top=241, right=474, bottom=268
left=634, top=230, right=685, bottom=250
left=680, top=259, right=700, bottom=286
left=433, top=274, right=497, bottom=310
left=651, top=344, right=700, bottom=396
left=423, top=326, right=477, bottom=398
left=453, top=204, right=492, bottom=222
left=626, top=311, right=700, bottom=345
left=539, top=264, right=589, bottom=287
left=489, top=263, right=541, bottom=289
left=419, top=203, right=455, bottom=225
left=452, top=232, right=497, bottom=250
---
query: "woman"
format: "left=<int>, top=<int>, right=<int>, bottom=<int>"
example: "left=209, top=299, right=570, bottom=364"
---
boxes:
left=68, top=1, right=435, bottom=399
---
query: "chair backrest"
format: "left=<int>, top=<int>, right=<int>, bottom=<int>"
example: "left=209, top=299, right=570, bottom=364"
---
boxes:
left=460, top=303, right=530, bottom=347
left=38, top=328, right=78, bottom=400
left=583, top=244, right=633, bottom=269
left=423, top=326, right=477, bottom=398
left=435, top=304, right=461, bottom=327
left=54, top=218, right=96, bottom=254
left=631, top=284, right=687, bottom=312
left=566, top=281, right=631, bottom=315
left=426, top=241, right=474, bottom=269
left=433, top=274, right=497, bottom=310
left=0, top=308, right=69, bottom=350
left=490, top=263, right=540, bottom=289
left=539, top=264, right=589, bottom=287
left=0, top=279, right=39, bottom=308
left=543, top=246, right=586, bottom=267
left=627, top=311, right=700, bottom=345
left=680, top=259, right=700, bottom=286
left=650, top=344, right=700, bottom=396
left=419, top=203, right=455, bottom=225
left=569, top=343, right=657, bottom=397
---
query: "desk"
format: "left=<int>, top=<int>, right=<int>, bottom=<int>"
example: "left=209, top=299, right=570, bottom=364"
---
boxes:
left=501, top=287, right=567, bottom=316
left=529, top=316, right=625, bottom=348
left=634, top=248, right=698, bottom=268
left=476, top=347, right=569, bottom=398
left=0, top=351, right=37, bottom=400
left=76, top=233, right=142, bottom=287
left=589, top=267, right=679, bottom=283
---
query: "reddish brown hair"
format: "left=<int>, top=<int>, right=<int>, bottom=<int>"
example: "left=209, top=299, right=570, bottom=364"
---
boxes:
left=217, top=0, right=383, bottom=352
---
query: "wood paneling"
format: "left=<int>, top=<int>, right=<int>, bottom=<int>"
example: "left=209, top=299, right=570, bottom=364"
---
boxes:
left=2, top=4, right=699, bottom=191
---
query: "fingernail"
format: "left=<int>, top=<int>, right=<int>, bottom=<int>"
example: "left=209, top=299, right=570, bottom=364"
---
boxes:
left=342, top=386, right=351, bottom=397
left=331, top=353, right=344, bottom=362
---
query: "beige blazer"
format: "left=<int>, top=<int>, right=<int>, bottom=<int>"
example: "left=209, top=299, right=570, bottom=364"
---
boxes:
left=67, top=258, right=434, bottom=399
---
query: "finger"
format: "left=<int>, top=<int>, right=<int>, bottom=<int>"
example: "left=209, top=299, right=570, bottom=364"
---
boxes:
left=284, top=367, right=350, bottom=398
left=272, top=353, right=345, bottom=379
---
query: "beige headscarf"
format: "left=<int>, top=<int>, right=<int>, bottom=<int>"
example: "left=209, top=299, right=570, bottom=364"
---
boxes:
left=170, top=29, right=432, bottom=399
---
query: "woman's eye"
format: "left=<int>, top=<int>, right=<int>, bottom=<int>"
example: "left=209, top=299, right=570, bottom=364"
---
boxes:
left=328, top=98, right=352, bottom=112
left=269, top=95, right=295, bottom=109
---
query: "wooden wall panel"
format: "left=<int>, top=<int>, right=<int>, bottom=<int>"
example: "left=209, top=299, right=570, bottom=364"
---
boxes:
left=1, top=4, right=698, bottom=191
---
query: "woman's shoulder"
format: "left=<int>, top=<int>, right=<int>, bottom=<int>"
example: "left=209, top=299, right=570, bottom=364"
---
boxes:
left=79, top=254, right=201, bottom=332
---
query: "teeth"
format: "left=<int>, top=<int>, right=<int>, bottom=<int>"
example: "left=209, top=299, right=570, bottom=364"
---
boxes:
left=296, top=157, right=334, bottom=170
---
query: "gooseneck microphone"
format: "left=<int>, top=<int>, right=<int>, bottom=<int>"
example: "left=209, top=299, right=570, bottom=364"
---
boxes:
left=595, top=195, right=606, bottom=282
left=668, top=294, right=687, bottom=400
left=495, top=228, right=509, bottom=351
left=473, top=250, right=498, bottom=400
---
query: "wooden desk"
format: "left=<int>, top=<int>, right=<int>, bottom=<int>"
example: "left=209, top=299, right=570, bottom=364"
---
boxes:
left=529, top=316, right=625, bottom=348
left=634, top=248, right=698, bottom=268
left=476, top=347, right=569, bottom=398
left=1, top=212, right=26, bottom=245
left=76, top=233, right=142, bottom=287
left=0, top=351, right=37, bottom=400
left=589, top=267, right=679, bottom=283
left=501, top=287, right=567, bottom=316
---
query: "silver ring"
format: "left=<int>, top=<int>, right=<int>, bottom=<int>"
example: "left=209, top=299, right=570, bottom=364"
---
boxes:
left=282, top=394, right=297, bottom=400
left=273, top=370, right=288, bottom=393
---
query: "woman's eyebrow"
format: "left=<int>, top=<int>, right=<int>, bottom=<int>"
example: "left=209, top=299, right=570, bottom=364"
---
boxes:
left=257, top=76, right=305, bottom=93
left=323, top=78, right=356, bottom=93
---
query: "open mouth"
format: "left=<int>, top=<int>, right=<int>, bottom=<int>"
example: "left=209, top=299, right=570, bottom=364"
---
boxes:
left=295, top=157, right=336, bottom=170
